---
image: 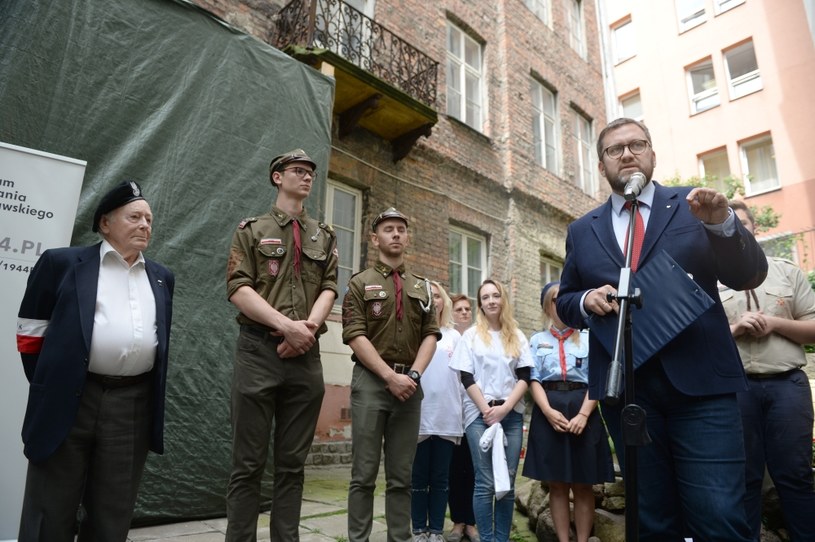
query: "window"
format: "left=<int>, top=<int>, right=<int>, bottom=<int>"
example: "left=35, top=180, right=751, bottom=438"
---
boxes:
left=714, top=0, right=745, bottom=15
left=698, top=148, right=731, bottom=193
left=326, top=180, right=362, bottom=306
left=686, top=59, right=719, bottom=114
left=725, top=41, right=761, bottom=99
left=573, top=109, right=596, bottom=196
left=741, top=135, right=779, bottom=194
left=447, top=23, right=484, bottom=131
left=449, top=227, right=487, bottom=303
left=531, top=80, right=559, bottom=172
left=523, top=0, right=551, bottom=25
left=612, top=18, right=635, bottom=64
left=567, top=0, right=587, bottom=59
left=620, top=91, right=643, bottom=120
left=676, top=0, right=706, bottom=32
left=540, top=256, right=562, bottom=289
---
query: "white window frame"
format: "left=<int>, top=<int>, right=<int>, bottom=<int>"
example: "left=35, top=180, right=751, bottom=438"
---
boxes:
left=724, top=41, right=762, bottom=100
left=446, top=22, right=484, bottom=131
left=676, top=0, right=706, bottom=32
left=540, top=255, right=562, bottom=289
left=620, top=91, right=643, bottom=121
left=612, top=18, right=635, bottom=64
left=325, top=180, right=363, bottom=308
left=523, top=0, right=551, bottom=26
left=573, top=109, right=596, bottom=196
left=698, top=147, right=731, bottom=193
left=714, top=0, right=745, bottom=15
left=531, top=79, right=559, bottom=173
left=449, top=227, right=487, bottom=304
left=740, top=135, right=779, bottom=195
left=686, top=58, right=720, bottom=114
left=567, top=0, right=587, bottom=59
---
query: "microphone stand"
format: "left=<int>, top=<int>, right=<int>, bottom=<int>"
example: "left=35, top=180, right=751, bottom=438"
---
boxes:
left=604, top=198, right=651, bottom=542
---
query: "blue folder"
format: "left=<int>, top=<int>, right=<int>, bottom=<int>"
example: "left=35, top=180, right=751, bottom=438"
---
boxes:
left=587, top=250, right=714, bottom=368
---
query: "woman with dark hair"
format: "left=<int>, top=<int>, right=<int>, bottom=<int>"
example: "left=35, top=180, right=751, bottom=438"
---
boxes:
left=449, top=279, right=533, bottom=542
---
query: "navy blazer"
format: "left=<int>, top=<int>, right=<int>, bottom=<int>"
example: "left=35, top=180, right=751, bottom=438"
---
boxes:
left=557, top=183, right=767, bottom=400
left=17, top=243, right=174, bottom=463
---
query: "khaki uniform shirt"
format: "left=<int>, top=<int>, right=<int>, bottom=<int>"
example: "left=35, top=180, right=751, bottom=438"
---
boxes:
left=720, top=257, right=815, bottom=375
left=341, top=261, right=440, bottom=365
left=226, top=206, right=338, bottom=334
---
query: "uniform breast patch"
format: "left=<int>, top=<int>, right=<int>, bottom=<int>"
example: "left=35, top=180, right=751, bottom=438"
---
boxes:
left=260, top=238, right=283, bottom=245
left=365, top=284, right=383, bottom=291
left=268, top=260, right=280, bottom=277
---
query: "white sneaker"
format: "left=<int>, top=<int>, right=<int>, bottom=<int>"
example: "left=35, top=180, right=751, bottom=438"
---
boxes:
left=428, top=534, right=445, bottom=542
left=412, top=533, right=429, bottom=542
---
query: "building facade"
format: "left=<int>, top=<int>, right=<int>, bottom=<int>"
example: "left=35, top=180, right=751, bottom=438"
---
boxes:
left=193, top=0, right=609, bottom=440
left=600, top=0, right=815, bottom=268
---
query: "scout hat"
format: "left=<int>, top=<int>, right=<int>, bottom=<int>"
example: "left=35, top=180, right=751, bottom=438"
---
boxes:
left=371, top=207, right=409, bottom=231
left=540, top=281, right=559, bottom=306
left=92, top=180, right=146, bottom=232
left=269, top=148, right=317, bottom=174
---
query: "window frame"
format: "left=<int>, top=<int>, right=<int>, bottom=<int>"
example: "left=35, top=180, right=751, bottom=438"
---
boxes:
left=540, top=255, right=562, bottom=290
left=448, top=226, right=488, bottom=304
left=620, top=90, right=643, bottom=121
left=676, top=0, right=707, bottom=32
left=611, top=17, right=636, bottom=65
left=740, top=135, right=779, bottom=196
left=698, top=147, right=731, bottom=194
left=446, top=22, right=485, bottom=131
left=572, top=109, right=596, bottom=196
left=325, top=179, right=363, bottom=309
left=567, top=0, right=587, bottom=59
left=714, top=0, right=745, bottom=15
left=686, top=58, right=720, bottom=114
left=522, top=0, right=551, bottom=26
left=531, top=79, right=559, bottom=173
left=724, top=40, right=762, bottom=100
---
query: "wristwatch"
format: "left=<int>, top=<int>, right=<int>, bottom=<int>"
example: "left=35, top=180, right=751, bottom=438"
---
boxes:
left=407, top=370, right=421, bottom=384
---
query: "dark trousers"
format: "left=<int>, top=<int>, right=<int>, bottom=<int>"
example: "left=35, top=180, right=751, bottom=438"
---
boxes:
left=739, top=369, right=815, bottom=542
left=226, top=328, right=324, bottom=542
left=448, top=437, right=476, bottom=526
left=411, top=436, right=455, bottom=534
left=18, top=378, right=151, bottom=542
left=604, top=360, right=752, bottom=542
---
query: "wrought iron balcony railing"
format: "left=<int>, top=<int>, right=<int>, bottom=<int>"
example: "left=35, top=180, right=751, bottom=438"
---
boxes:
left=274, top=0, right=438, bottom=107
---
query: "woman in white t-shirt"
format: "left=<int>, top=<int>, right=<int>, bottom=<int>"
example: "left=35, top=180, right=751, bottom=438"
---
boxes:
left=449, top=279, right=534, bottom=542
left=411, top=281, right=463, bottom=542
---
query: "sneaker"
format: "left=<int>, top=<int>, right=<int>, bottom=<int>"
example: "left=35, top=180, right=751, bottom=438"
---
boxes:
left=412, top=533, right=429, bottom=542
left=428, top=534, right=445, bottom=542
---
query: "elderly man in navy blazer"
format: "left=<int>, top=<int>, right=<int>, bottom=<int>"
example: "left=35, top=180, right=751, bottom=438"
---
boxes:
left=15, top=180, right=174, bottom=541
left=557, top=118, right=767, bottom=541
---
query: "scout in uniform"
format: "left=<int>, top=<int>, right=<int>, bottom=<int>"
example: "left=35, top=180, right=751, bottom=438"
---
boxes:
left=341, top=207, right=440, bottom=542
left=225, top=149, right=338, bottom=541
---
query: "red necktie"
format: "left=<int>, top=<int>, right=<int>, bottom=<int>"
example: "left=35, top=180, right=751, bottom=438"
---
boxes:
left=393, top=270, right=403, bottom=321
left=292, top=218, right=301, bottom=278
left=550, top=326, right=575, bottom=381
left=623, top=201, right=645, bottom=272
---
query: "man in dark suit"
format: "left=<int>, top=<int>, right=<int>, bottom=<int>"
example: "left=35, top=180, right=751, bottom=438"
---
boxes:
left=557, top=118, right=767, bottom=541
left=15, top=180, right=174, bottom=541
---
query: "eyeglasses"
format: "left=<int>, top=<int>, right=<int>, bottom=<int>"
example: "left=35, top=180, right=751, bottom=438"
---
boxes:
left=602, top=139, right=650, bottom=159
left=282, top=166, right=315, bottom=178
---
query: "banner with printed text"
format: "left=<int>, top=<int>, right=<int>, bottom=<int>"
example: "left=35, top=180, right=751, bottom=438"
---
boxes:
left=0, top=142, right=85, bottom=540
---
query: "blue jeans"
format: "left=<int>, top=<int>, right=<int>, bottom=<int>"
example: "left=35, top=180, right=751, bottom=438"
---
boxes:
left=739, top=370, right=815, bottom=542
left=465, top=410, right=523, bottom=542
left=411, top=436, right=455, bottom=534
left=605, top=360, right=752, bottom=542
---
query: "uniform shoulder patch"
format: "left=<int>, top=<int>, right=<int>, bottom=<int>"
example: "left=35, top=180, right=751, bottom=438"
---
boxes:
left=319, top=222, right=335, bottom=235
left=238, top=217, right=258, bottom=230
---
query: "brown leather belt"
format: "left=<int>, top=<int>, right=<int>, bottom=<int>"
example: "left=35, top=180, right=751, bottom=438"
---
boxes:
left=390, top=363, right=412, bottom=375
left=86, top=371, right=151, bottom=389
left=541, top=381, right=588, bottom=391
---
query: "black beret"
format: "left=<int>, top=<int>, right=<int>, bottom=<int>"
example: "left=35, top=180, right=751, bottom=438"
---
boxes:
left=541, top=281, right=559, bottom=306
left=269, top=148, right=317, bottom=173
left=92, top=180, right=146, bottom=232
left=371, top=207, right=409, bottom=231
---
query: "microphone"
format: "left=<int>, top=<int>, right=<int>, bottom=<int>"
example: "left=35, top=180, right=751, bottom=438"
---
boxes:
left=623, top=172, right=647, bottom=201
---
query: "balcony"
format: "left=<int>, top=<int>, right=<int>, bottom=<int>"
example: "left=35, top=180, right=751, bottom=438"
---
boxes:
left=274, top=0, right=438, bottom=161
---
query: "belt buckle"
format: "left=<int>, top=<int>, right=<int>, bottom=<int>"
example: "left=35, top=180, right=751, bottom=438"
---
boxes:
left=393, top=363, right=406, bottom=374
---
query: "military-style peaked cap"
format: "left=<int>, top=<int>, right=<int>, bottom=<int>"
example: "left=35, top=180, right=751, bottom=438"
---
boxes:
left=371, top=207, right=409, bottom=231
left=269, top=148, right=317, bottom=173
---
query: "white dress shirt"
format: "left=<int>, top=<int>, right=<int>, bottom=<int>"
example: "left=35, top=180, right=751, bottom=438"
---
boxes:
left=88, top=241, right=157, bottom=376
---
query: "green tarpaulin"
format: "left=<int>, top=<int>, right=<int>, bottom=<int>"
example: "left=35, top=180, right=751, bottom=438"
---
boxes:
left=0, top=0, right=335, bottom=522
